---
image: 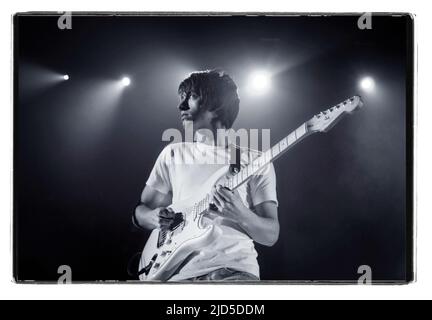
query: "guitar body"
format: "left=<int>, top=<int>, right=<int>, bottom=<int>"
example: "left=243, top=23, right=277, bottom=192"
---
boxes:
left=137, top=95, right=364, bottom=281
left=138, top=165, right=230, bottom=281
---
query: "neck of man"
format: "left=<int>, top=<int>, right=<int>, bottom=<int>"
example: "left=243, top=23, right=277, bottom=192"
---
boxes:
left=194, top=121, right=230, bottom=148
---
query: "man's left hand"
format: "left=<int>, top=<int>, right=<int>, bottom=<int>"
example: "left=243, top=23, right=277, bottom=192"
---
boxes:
left=210, top=185, right=248, bottom=223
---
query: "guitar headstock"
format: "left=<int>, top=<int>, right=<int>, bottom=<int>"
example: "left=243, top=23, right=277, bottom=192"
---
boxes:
left=306, top=95, right=364, bottom=133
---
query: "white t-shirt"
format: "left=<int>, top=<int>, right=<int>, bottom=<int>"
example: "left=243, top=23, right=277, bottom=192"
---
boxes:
left=145, top=141, right=278, bottom=281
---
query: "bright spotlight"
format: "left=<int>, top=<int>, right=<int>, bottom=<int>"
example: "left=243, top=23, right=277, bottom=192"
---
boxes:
left=248, top=70, right=272, bottom=95
left=121, top=77, right=131, bottom=87
left=360, top=76, right=375, bottom=92
left=63, top=74, right=69, bottom=80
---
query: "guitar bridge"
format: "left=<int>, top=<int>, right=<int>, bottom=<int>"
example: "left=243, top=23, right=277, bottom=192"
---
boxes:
left=157, top=230, right=168, bottom=248
left=156, top=212, right=184, bottom=248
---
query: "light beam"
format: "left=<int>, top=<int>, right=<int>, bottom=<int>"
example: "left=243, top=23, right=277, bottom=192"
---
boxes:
left=121, top=76, right=131, bottom=87
left=247, top=70, right=272, bottom=95
left=359, top=76, right=375, bottom=92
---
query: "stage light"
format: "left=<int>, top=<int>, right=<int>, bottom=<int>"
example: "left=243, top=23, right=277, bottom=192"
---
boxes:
left=63, top=74, right=69, bottom=80
left=248, top=70, right=272, bottom=95
left=121, top=77, right=131, bottom=87
left=360, top=76, right=375, bottom=92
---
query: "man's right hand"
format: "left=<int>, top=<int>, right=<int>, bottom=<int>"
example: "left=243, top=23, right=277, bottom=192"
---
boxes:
left=157, top=207, right=176, bottom=230
left=134, top=185, right=174, bottom=231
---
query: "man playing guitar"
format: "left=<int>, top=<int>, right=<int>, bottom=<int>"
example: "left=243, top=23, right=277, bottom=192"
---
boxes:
left=133, top=69, right=279, bottom=281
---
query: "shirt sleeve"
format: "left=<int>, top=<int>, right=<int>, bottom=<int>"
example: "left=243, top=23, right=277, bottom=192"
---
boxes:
left=145, top=145, right=172, bottom=195
left=248, top=162, right=278, bottom=207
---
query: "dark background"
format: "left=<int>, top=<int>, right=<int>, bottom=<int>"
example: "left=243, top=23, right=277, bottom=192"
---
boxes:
left=14, top=14, right=412, bottom=282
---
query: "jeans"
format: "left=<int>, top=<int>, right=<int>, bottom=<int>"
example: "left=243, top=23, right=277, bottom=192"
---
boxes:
left=184, top=268, right=259, bottom=281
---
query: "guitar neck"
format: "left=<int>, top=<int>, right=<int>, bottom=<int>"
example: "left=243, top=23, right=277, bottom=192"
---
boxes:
left=228, top=122, right=312, bottom=190
left=191, top=122, right=313, bottom=218
left=192, top=95, right=363, bottom=218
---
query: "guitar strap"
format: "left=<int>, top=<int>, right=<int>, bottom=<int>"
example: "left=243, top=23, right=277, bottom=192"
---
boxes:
left=229, top=144, right=242, bottom=175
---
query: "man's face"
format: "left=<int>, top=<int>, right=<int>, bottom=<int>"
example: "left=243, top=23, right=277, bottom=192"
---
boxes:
left=178, top=90, right=213, bottom=130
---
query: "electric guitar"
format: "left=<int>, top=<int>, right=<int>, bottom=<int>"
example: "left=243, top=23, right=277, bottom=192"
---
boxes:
left=138, top=95, right=364, bottom=281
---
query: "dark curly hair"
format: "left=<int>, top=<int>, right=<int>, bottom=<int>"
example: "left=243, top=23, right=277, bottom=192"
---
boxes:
left=178, top=69, right=240, bottom=129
